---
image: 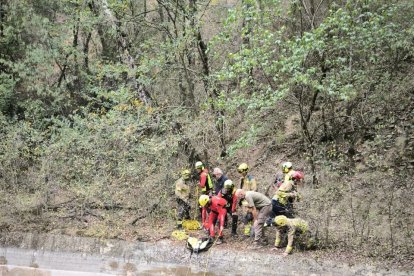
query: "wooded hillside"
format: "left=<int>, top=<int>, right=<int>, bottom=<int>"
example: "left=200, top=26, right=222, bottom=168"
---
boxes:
left=0, top=0, right=413, bottom=263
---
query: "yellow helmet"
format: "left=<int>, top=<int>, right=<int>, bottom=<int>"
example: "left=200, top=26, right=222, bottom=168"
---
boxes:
left=274, top=215, right=288, bottom=226
left=181, top=169, right=191, bottom=180
left=199, top=195, right=210, bottom=207
left=195, top=161, right=203, bottom=169
left=237, top=163, right=249, bottom=173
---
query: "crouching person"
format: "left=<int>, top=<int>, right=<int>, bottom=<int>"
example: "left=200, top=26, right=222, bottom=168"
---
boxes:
left=199, top=195, right=228, bottom=244
left=235, top=189, right=272, bottom=248
left=265, top=179, right=298, bottom=226
left=273, top=215, right=315, bottom=256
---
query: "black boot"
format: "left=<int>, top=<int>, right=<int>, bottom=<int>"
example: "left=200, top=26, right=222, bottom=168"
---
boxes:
left=231, top=214, right=238, bottom=236
left=177, top=221, right=183, bottom=230
left=224, top=216, right=228, bottom=228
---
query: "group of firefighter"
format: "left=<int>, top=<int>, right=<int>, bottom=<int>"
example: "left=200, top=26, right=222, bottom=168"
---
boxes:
left=174, top=161, right=314, bottom=256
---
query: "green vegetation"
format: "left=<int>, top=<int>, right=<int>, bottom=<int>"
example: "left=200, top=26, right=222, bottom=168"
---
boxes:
left=0, top=0, right=413, bottom=264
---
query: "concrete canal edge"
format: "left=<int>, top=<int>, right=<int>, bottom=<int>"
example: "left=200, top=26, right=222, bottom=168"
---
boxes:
left=0, top=232, right=412, bottom=275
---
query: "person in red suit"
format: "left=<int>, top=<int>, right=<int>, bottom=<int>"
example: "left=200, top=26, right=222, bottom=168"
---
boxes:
left=199, top=194, right=228, bottom=244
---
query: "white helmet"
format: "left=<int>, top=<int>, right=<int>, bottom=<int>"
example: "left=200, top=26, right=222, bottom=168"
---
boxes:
left=195, top=161, right=203, bottom=169
left=282, top=162, right=293, bottom=172
left=224, top=179, right=234, bottom=189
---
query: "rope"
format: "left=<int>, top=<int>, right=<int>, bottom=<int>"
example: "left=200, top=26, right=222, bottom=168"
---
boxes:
left=183, top=235, right=219, bottom=276
left=182, top=219, right=201, bottom=230
left=193, top=186, right=199, bottom=220
left=171, top=230, right=189, bottom=241
left=203, top=236, right=219, bottom=276
left=183, top=183, right=201, bottom=231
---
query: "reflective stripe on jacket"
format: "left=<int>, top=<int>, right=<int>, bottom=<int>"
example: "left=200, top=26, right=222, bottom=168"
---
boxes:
left=199, top=168, right=213, bottom=193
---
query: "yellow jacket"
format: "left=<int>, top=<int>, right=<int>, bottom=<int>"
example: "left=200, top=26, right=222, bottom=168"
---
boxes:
left=272, top=180, right=299, bottom=205
left=275, top=218, right=308, bottom=253
left=175, top=177, right=191, bottom=203
left=239, top=175, right=257, bottom=191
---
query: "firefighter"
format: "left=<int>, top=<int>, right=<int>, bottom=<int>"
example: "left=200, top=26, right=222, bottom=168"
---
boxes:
left=195, top=161, right=214, bottom=195
left=174, top=169, right=192, bottom=229
left=238, top=163, right=257, bottom=191
left=237, top=163, right=257, bottom=237
left=218, top=179, right=239, bottom=236
left=199, top=195, right=228, bottom=244
left=282, top=162, right=304, bottom=186
left=273, top=215, right=314, bottom=256
left=265, top=162, right=304, bottom=226
left=265, top=162, right=304, bottom=197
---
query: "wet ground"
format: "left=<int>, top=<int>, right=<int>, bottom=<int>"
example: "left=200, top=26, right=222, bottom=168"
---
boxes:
left=0, top=232, right=412, bottom=276
left=0, top=246, right=212, bottom=276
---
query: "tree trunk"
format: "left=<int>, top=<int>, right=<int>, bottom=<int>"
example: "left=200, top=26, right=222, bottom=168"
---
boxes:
left=193, top=19, right=227, bottom=157
left=83, top=32, right=92, bottom=72
left=99, top=0, right=153, bottom=106
left=0, top=0, right=5, bottom=38
left=57, top=18, right=79, bottom=88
